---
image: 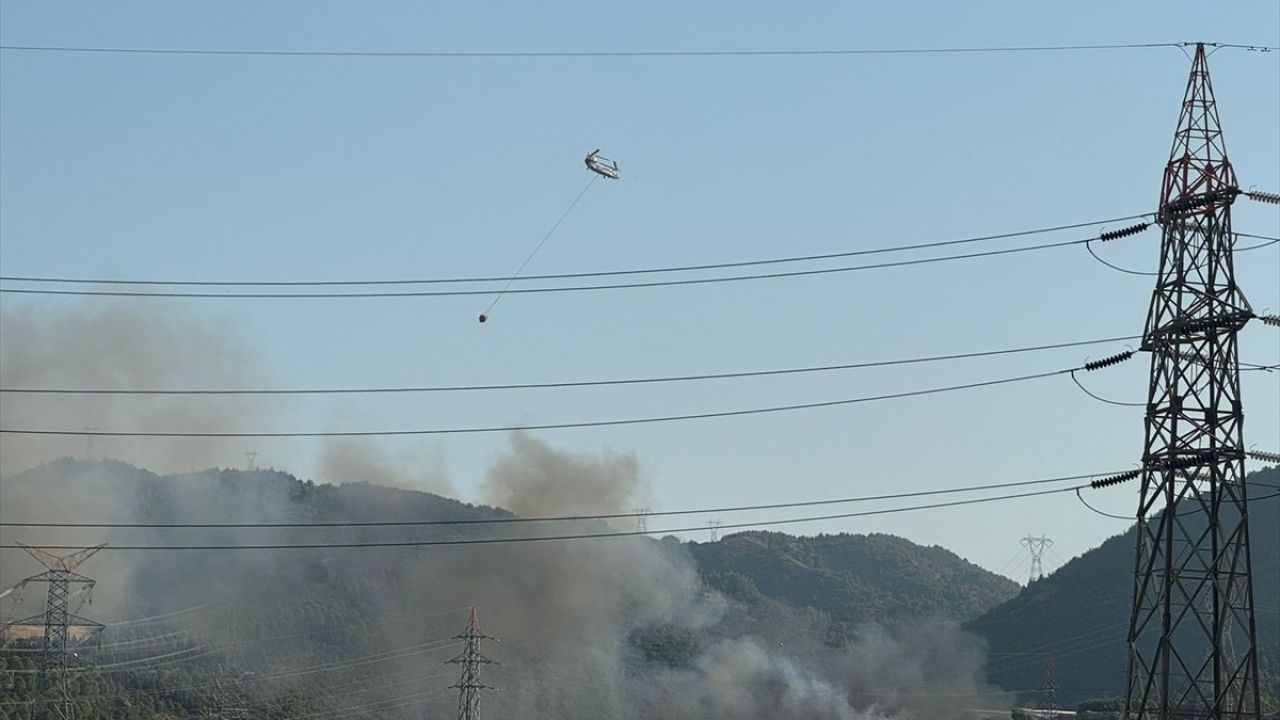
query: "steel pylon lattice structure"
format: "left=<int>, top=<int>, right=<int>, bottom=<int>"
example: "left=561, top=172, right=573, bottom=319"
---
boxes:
left=1125, top=43, right=1260, bottom=719
left=1037, top=655, right=1062, bottom=712
left=1, top=543, right=106, bottom=720
left=448, top=607, right=496, bottom=720
left=1020, top=534, right=1054, bottom=584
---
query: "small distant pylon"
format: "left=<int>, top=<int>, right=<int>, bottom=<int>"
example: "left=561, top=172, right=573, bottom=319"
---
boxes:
left=1037, top=655, right=1062, bottom=712
left=631, top=507, right=652, bottom=533
left=448, top=607, right=496, bottom=720
left=198, top=664, right=251, bottom=720
left=82, top=427, right=98, bottom=460
left=211, top=664, right=251, bottom=720
left=244, top=450, right=258, bottom=470
left=706, top=519, right=723, bottom=542
left=1019, top=534, right=1053, bottom=583
left=1, top=544, right=106, bottom=720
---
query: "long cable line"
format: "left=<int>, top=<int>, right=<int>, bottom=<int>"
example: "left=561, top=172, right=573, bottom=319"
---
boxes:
left=0, top=484, right=1092, bottom=551
left=480, top=174, right=597, bottom=322
left=0, top=334, right=1138, bottom=396
left=295, top=687, right=454, bottom=720
left=280, top=675, right=455, bottom=720
left=0, top=213, right=1150, bottom=288
left=5, top=337, right=1270, bottom=399
left=84, top=604, right=470, bottom=654
left=0, top=236, right=1113, bottom=299
left=0, top=364, right=1081, bottom=437
left=0, top=42, right=1219, bottom=59
left=0, top=639, right=463, bottom=702
left=0, top=470, right=1105, bottom=529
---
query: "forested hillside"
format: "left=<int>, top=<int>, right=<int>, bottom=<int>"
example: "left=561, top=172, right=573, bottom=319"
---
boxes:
left=5, top=459, right=1275, bottom=718
left=0, top=458, right=1016, bottom=719
left=967, top=465, right=1280, bottom=711
left=692, top=530, right=1018, bottom=625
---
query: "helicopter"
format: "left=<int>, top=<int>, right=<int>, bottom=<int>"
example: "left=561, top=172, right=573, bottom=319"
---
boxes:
left=584, top=149, right=620, bottom=179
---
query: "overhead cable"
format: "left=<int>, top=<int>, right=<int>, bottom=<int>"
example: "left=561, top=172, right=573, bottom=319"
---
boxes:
left=0, top=214, right=1150, bottom=288
left=0, top=470, right=1106, bottom=529
left=0, top=335, right=1139, bottom=396
left=0, top=484, right=1089, bottom=551
left=0, top=363, right=1096, bottom=437
left=0, top=42, right=1215, bottom=59
left=0, top=237, right=1113, bottom=299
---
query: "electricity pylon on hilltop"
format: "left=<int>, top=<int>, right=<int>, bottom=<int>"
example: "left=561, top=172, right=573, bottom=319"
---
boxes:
left=448, top=607, right=496, bottom=720
left=1124, top=42, right=1262, bottom=719
left=1019, top=534, right=1054, bottom=583
left=1, top=543, right=106, bottom=720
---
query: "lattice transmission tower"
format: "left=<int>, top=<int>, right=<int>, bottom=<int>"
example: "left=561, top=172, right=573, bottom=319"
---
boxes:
left=1, top=544, right=105, bottom=720
left=632, top=507, right=652, bottom=533
left=448, top=607, right=496, bottom=720
left=706, top=519, right=723, bottom=542
left=1125, top=42, right=1261, bottom=719
left=1019, top=534, right=1054, bottom=583
left=1037, top=655, right=1062, bottom=713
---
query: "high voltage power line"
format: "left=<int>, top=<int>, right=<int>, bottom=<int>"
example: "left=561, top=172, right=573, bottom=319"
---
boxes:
left=0, top=236, right=1122, bottom=299
left=0, top=358, right=1123, bottom=437
left=4, top=336, right=1273, bottom=397
left=0, top=213, right=1151, bottom=287
left=3, top=224, right=1269, bottom=293
left=0, top=335, right=1139, bottom=395
left=0, top=483, right=1098, bottom=552
left=8, top=224, right=1274, bottom=301
left=4, top=41, right=1275, bottom=59
left=0, top=471, right=1105, bottom=529
left=3, top=223, right=1268, bottom=302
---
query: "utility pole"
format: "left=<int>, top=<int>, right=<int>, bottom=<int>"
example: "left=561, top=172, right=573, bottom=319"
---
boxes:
left=1125, top=42, right=1261, bottom=719
left=1019, top=534, right=1053, bottom=584
left=1037, top=655, right=1062, bottom=713
left=448, top=607, right=496, bottom=720
left=1, top=544, right=105, bottom=720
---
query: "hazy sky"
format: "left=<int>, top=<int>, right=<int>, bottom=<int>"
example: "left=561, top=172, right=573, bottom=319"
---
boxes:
left=1, top=1, right=1277, bottom=579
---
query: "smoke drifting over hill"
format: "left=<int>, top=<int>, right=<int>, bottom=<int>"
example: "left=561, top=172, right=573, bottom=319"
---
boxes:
left=1, top=448, right=1004, bottom=719
left=0, top=302, right=279, bottom=476
left=0, top=304, right=1005, bottom=718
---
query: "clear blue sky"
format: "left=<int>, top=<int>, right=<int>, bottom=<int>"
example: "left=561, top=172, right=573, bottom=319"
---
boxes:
left=1, top=1, right=1277, bottom=578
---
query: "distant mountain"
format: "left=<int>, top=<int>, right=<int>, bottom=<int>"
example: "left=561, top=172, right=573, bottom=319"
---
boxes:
left=692, top=530, right=1019, bottom=627
left=966, top=465, right=1280, bottom=711
left=0, top=459, right=1021, bottom=719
